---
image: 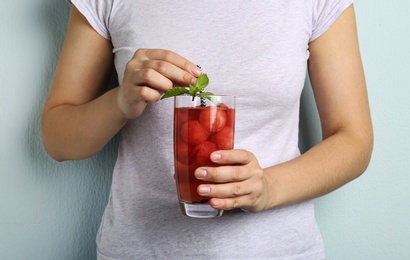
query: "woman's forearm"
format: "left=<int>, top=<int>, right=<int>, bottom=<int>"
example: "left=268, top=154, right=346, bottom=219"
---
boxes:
left=42, top=87, right=128, bottom=161
left=264, top=127, right=373, bottom=209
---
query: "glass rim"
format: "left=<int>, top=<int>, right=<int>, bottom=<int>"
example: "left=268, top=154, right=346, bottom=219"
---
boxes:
left=174, top=94, right=235, bottom=108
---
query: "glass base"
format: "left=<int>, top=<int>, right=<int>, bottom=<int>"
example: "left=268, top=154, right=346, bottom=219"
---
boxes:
left=179, top=202, right=223, bottom=218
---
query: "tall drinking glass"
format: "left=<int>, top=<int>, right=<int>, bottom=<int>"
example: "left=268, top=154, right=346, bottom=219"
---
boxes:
left=174, top=95, right=236, bottom=218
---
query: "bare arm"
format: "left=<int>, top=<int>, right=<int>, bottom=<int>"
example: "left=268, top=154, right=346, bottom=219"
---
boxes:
left=42, top=7, right=201, bottom=161
left=195, top=5, right=374, bottom=211
left=263, top=4, right=373, bottom=208
left=42, top=6, right=121, bottom=161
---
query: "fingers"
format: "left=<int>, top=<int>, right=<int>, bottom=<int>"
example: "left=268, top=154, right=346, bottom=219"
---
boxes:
left=118, top=49, right=200, bottom=119
left=195, top=149, right=260, bottom=183
left=197, top=181, right=265, bottom=212
left=126, top=67, right=173, bottom=93
left=196, top=168, right=263, bottom=199
left=141, top=49, right=202, bottom=77
left=194, top=149, right=266, bottom=212
left=125, top=48, right=201, bottom=94
left=195, top=164, right=250, bottom=183
left=211, top=149, right=254, bottom=165
left=141, top=60, right=197, bottom=87
left=133, top=48, right=201, bottom=86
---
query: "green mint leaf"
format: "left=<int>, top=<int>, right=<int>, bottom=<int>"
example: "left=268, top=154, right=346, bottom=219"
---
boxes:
left=188, top=84, right=197, bottom=96
left=160, top=73, right=212, bottom=102
left=160, top=87, right=189, bottom=99
left=195, top=74, right=209, bottom=90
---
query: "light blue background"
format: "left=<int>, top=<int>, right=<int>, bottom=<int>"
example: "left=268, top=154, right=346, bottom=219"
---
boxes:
left=1, top=1, right=409, bottom=259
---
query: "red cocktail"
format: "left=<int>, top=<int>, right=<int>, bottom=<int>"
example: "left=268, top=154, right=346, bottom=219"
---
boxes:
left=174, top=95, right=235, bottom=218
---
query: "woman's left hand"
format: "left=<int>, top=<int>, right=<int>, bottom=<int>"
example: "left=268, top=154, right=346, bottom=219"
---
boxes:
left=195, top=149, right=270, bottom=213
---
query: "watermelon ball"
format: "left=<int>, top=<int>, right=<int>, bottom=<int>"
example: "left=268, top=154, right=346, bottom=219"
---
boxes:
left=180, top=120, right=210, bottom=145
left=192, top=141, right=218, bottom=166
left=214, top=126, right=234, bottom=150
left=218, top=103, right=235, bottom=127
left=199, top=106, right=227, bottom=132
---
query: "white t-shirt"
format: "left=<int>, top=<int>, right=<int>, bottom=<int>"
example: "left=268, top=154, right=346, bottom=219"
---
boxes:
left=70, top=1, right=353, bottom=259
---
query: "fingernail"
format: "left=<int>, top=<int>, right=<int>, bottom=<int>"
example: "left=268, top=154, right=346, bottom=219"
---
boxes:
left=211, top=153, right=221, bottom=161
left=190, top=66, right=202, bottom=76
left=195, top=169, right=207, bottom=179
left=190, top=77, right=196, bottom=85
left=211, top=199, right=220, bottom=207
left=198, top=186, right=210, bottom=195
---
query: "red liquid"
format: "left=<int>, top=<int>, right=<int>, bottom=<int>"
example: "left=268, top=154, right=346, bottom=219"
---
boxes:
left=174, top=104, right=235, bottom=203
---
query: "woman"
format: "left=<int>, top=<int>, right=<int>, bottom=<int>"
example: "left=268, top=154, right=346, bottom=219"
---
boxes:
left=42, top=1, right=373, bottom=259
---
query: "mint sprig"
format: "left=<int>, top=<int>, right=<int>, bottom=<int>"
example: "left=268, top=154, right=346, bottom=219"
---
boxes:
left=160, top=87, right=189, bottom=99
left=192, top=73, right=209, bottom=92
left=160, top=74, right=219, bottom=106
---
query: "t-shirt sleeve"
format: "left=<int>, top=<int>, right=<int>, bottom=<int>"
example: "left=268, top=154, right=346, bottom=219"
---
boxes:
left=68, top=0, right=112, bottom=40
left=310, top=0, right=354, bottom=42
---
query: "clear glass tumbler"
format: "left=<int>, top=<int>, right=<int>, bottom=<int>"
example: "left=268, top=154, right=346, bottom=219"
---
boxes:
left=174, top=95, right=236, bottom=218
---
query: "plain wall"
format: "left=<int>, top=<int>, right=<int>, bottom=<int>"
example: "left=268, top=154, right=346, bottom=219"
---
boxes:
left=1, top=0, right=409, bottom=259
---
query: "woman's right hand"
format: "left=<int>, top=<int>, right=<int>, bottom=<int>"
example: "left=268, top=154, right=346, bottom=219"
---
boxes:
left=43, top=7, right=202, bottom=161
left=117, top=49, right=202, bottom=119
